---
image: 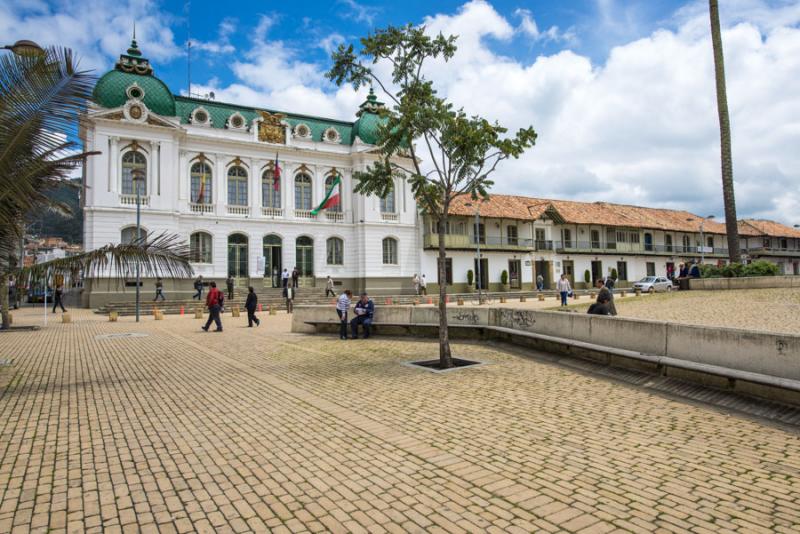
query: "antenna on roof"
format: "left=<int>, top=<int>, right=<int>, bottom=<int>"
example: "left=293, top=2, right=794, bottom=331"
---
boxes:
left=185, top=0, right=192, bottom=96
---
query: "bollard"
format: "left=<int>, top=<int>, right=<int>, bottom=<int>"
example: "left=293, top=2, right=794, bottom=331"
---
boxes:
left=457, top=298, right=465, bottom=306
left=152, top=306, right=158, bottom=317
left=499, top=296, right=507, bottom=304
left=445, top=295, right=450, bottom=304
left=520, top=296, right=526, bottom=302
left=232, top=306, right=240, bottom=318
left=269, top=305, right=277, bottom=316
left=258, top=303, right=263, bottom=312
left=573, top=294, right=580, bottom=300
left=109, top=311, right=119, bottom=322
left=590, top=292, right=596, bottom=298
left=620, top=291, right=626, bottom=298
left=427, top=297, right=433, bottom=305
left=62, top=313, right=72, bottom=324
left=635, top=289, right=642, bottom=296
left=7, top=313, right=12, bottom=325
left=537, top=293, right=545, bottom=301
left=413, top=298, right=420, bottom=306
left=180, top=306, right=185, bottom=316
left=154, top=310, right=164, bottom=320
left=195, top=308, right=203, bottom=319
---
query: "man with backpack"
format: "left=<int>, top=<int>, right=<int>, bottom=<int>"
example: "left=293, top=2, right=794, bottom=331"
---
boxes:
left=202, top=281, right=224, bottom=332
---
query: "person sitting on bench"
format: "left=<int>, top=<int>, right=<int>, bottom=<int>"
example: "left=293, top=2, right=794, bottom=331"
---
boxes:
left=350, top=292, right=374, bottom=339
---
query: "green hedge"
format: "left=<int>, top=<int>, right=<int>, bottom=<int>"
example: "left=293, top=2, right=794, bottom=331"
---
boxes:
left=700, top=260, right=780, bottom=278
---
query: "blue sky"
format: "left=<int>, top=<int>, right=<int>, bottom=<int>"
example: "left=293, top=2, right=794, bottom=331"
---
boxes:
left=3, top=0, right=800, bottom=224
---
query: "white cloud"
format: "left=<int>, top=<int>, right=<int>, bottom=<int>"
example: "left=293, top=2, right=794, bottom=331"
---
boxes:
left=190, top=17, right=236, bottom=55
left=337, top=0, right=379, bottom=26
left=514, top=8, right=575, bottom=44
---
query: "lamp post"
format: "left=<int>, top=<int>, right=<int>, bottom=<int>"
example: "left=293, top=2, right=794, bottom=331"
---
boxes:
left=687, top=215, right=715, bottom=263
left=132, top=168, right=145, bottom=322
left=465, top=202, right=484, bottom=304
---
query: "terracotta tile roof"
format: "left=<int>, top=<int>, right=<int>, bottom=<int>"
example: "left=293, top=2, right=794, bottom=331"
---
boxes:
left=739, top=219, right=800, bottom=238
left=448, top=194, right=730, bottom=234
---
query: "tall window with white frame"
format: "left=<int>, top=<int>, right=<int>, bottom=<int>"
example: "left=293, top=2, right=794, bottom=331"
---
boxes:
left=380, top=185, right=396, bottom=213
left=326, top=237, right=344, bottom=265
left=121, top=226, right=148, bottom=244
left=189, top=232, right=213, bottom=263
left=382, top=237, right=398, bottom=265
left=191, top=162, right=213, bottom=205
left=295, top=174, right=312, bottom=210
left=262, top=169, right=281, bottom=208
left=227, top=165, right=248, bottom=206
left=121, top=151, right=147, bottom=195
left=324, top=175, right=342, bottom=212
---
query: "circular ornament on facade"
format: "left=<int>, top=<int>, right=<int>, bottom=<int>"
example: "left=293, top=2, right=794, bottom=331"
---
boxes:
left=322, top=126, right=341, bottom=144
left=123, top=99, right=149, bottom=123
left=227, top=112, right=246, bottom=130
left=126, top=83, right=145, bottom=100
left=191, top=106, right=211, bottom=126
left=294, top=123, right=311, bottom=139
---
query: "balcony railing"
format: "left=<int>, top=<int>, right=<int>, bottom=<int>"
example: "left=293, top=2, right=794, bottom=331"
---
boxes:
left=742, top=246, right=800, bottom=256
left=120, top=194, right=149, bottom=206
left=381, top=212, right=399, bottom=222
left=261, top=207, right=284, bottom=217
left=554, top=241, right=729, bottom=256
left=227, top=205, right=250, bottom=216
left=189, top=202, right=213, bottom=214
left=325, top=211, right=345, bottom=222
left=423, top=234, right=533, bottom=250
left=294, top=209, right=317, bottom=219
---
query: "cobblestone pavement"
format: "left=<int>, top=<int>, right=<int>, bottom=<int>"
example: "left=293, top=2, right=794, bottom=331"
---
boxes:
left=1, top=308, right=799, bottom=533
left=549, top=288, right=800, bottom=334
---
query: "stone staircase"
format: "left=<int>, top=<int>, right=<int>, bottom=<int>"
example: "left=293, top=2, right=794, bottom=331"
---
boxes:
left=94, top=289, right=571, bottom=316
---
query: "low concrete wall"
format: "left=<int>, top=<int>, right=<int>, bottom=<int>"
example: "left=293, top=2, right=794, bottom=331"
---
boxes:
left=689, top=275, right=800, bottom=291
left=293, top=305, right=800, bottom=382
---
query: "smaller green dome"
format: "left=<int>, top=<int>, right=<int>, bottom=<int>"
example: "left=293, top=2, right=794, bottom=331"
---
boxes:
left=352, top=88, right=388, bottom=145
left=92, top=39, right=176, bottom=117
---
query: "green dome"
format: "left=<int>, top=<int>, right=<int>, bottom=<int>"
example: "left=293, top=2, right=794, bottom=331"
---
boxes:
left=92, top=39, right=175, bottom=117
left=352, top=88, right=387, bottom=145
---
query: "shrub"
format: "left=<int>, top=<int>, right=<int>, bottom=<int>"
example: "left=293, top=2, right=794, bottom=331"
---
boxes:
left=720, top=263, right=745, bottom=278
left=583, top=269, right=591, bottom=284
left=700, top=264, right=721, bottom=278
left=500, top=270, right=508, bottom=285
left=466, top=269, right=474, bottom=285
left=742, top=260, right=780, bottom=277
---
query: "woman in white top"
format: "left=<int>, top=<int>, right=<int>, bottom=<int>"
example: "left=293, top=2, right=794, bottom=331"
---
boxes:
left=556, top=274, right=572, bottom=307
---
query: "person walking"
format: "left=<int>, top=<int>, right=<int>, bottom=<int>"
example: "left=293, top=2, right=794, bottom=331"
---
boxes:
left=193, top=276, right=204, bottom=300
left=153, top=277, right=165, bottom=302
left=8, top=276, right=18, bottom=310
left=52, top=284, right=66, bottom=313
left=587, top=294, right=612, bottom=315
left=291, top=267, right=299, bottom=288
left=556, top=274, right=571, bottom=307
left=350, top=292, right=375, bottom=339
left=412, top=274, right=420, bottom=295
left=325, top=276, right=336, bottom=298
left=336, top=290, right=352, bottom=340
left=281, top=268, right=289, bottom=288
left=595, top=278, right=617, bottom=316
left=285, top=281, right=295, bottom=314
left=419, top=275, right=427, bottom=296
left=605, top=274, right=616, bottom=294
left=536, top=274, right=544, bottom=291
left=245, top=286, right=260, bottom=327
left=226, top=275, right=235, bottom=301
left=202, top=281, right=224, bottom=332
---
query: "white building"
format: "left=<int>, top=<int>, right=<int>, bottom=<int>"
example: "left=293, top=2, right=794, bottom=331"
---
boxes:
left=82, top=39, right=418, bottom=306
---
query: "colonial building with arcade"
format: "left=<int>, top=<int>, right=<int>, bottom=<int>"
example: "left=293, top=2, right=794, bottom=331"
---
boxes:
left=82, top=39, right=418, bottom=306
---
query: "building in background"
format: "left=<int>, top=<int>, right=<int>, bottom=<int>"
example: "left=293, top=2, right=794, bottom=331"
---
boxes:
left=82, top=38, right=417, bottom=307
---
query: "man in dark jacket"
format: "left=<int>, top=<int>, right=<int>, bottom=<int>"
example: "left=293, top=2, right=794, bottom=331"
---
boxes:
left=202, top=282, right=223, bottom=332
left=193, top=276, right=204, bottom=300
left=226, top=276, right=235, bottom=300
left=52, top=284, right=66, bottom=313
left=588, top=294, right=612, bottom=315
left=595, top=279, right=617, bottom=316
left=350, top=292, right=375, bottom=339
left=245, top=286, right=260, bottom=327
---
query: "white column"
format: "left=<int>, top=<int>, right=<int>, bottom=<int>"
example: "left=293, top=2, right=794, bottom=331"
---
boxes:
left=250, top=158, right=260, bottom=213
left=215, top=154, right=225, bottom=216
left=178, top=150, right=188, bottom=204
left=285, top=163, right=295, bottom=217
left=109, top=136, right=119, bottom=193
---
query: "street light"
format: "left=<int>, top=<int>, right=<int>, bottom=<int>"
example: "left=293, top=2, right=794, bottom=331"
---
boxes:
left=131, top=168, right=145, bottom=323
left=465, top=201, right=484, bottom=304
left=687, top=215, right=715, bottom=263
left=2, top=40, right=44, bottom=57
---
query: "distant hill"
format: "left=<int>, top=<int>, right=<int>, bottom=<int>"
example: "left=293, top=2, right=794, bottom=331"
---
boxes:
left=27, top=179, right=83, bottom=244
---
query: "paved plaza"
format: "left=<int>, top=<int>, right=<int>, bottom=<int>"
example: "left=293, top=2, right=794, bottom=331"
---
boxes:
left=1, top=307, right=800, bottom=533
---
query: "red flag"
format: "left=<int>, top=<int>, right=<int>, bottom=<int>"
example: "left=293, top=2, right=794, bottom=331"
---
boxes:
left=274, top=153, right=281, bottom=192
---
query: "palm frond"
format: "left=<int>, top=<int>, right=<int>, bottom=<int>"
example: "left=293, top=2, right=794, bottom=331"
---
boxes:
left=17, top=233, right=194, bottom=285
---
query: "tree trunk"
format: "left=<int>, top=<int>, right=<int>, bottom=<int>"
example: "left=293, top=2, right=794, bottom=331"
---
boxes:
left=437, top=215, right=453, bottom=369
left=1, top=273, right=9, bottom=330
left=709, top=0, right=741, bottom=263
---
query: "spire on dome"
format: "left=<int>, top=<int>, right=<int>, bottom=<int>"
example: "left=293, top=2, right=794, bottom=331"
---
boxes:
left=356, top=86, right=385, bottom=117
left=127, top=22, right=142, bottom=57
left=115, top=29, right=153, bottom=76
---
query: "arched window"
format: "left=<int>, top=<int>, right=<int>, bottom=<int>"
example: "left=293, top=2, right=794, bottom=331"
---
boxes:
left=121, top=151, right=147, bottom=195
left=189, top=232, right=213, bottom=263
left=382, top=237, right=398, bottom=265
left=262, top=169, right=281, bottom=208
left=191, top=162, right=213, bottom=204
left=121, top=226, right=148, bottom=244
left=227, top=165, right=248, bottom=206
left=295, top=174, right=312, bottom=210
left=326, top=237, right=344, bottom=265
left=324, top=175, right=342, bottom=212
left=380, top=185, right=395, bottom=213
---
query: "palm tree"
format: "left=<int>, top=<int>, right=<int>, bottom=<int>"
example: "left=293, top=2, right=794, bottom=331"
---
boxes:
left=709, top=0, right=741, bottom=263
left=0, top=46, right=192, bottom=328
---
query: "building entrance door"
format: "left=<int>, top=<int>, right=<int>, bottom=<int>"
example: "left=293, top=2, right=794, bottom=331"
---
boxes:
left=591, top=260, right=603, bottom=284
left=508, top=259, right=521, bottom=289
left=263, top=235, right=282, bottom=288
left=473, top=258, right=488, bottom=290
left=227, top=233, right=249, bottom=286
left=535, top=260, right=551, bottom=289
left=562, top=260, right=575, bottom=286
left=295, top=236, right=315, bottom=287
